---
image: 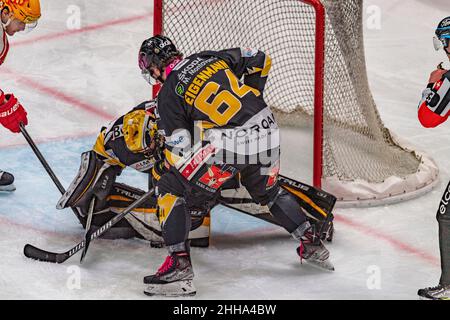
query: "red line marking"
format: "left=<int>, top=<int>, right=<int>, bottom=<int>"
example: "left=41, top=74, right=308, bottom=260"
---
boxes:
left=2, top=67, right=115, bottom=120
left=217, top=211, right=440, bottom=267
left=0, top=215, right=146, bottom=252
left=335, top=214, right=440, bottom=267
left=0, top=130, right=97, bottom=149
left=11, top=12, right=152, bottom=47
left=0, top=215, right=78, bottom=240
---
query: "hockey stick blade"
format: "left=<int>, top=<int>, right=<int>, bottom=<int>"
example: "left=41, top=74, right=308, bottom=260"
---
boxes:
left=24, top=243, right=72, bottom=264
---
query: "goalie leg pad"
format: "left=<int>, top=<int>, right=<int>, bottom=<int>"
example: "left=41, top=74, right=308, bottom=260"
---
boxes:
left=268, top=188, right=308, bottom=233
left=105, top=183, right=162, bottom=242
left=57, top=151, right=121, bottom=215
left=99, top=182, right=210, bottom=246
left=278, top=175, right=336, bottom=222
left=189, top=212, right=211, bottom=247
left=278, top=175, right=336, bottom=241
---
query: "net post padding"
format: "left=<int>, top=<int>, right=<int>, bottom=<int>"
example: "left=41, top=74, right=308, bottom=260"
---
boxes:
left=154, top=0, right=439, bottom=207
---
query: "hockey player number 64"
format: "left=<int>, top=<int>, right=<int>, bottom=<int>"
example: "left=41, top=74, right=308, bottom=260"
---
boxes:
left=194, top=69, right=261, bottom=126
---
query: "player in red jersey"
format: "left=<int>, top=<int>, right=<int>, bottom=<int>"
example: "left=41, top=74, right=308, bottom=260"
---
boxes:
left=0, top=0, right=41, bottom=191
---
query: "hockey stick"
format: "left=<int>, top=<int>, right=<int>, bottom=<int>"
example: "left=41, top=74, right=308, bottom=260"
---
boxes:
left=79, top=198, right=95, bottom=263
left=19, top=123, right=85, bottom=225
left=23, top=188, right=155, bottom=263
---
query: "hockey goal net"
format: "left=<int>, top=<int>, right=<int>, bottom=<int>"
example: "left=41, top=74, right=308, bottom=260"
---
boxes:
left=153, top=0, right=438, bottom=207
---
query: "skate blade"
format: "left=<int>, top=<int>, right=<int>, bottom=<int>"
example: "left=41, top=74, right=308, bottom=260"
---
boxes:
left=418, top=294, right=450, bottom=301
left=144, top=280, right=196, bottom=297
left=0, top=184, right=16, bottom=192
left=305, top=259, right=335, bottom=272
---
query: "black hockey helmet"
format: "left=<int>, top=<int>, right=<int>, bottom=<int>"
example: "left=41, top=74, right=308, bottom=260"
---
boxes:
left=434, top=16, right=450, bottom=53
left=138, top=35, right=182, bottom=85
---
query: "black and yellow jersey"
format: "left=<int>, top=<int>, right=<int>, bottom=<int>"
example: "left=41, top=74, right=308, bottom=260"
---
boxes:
left=156, top=48, right=279, bottom=167
left=93, top=100, right=160, bottom=173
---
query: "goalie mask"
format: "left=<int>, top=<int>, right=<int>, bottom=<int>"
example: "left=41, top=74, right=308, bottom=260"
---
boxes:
left=434, top=16, right=450, bottom=54
left=122, top=101, right=163, bottom=160
left=138, top=35, right=182, bottom=85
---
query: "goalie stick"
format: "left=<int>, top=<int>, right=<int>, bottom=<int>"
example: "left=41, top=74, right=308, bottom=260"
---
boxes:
left=23, top=188, right=155, bottom=263
left=79, top=198, right=95, bottom=263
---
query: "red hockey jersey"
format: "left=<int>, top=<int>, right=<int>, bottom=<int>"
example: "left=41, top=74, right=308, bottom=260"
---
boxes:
left=0, top=26, right=10, bottom=66
left=418, top=70, right=450, bottom=128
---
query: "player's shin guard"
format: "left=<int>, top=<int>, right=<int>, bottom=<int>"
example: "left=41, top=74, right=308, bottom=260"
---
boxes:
left=437, top=211, right=450, bottom=286
left=158, top=193, right=191, bottom=253
left=189, top=212, right=211, bottom=247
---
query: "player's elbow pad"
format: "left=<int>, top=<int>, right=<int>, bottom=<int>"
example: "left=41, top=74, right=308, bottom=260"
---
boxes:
left=418, top=103, right=448, bottom=128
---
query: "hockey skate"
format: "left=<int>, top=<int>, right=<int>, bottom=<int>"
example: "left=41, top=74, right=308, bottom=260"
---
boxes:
left=297, top=229, right=335, bottom=271
left=143, top=252, right=196, bottom=297
left=418, top=284, right=450, bottom=300
left=0, top=171, right=15, bottom=192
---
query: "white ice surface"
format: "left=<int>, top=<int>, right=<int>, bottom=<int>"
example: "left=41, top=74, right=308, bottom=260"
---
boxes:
left=0, top=0, right=448, bottom=299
